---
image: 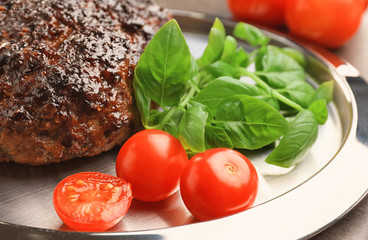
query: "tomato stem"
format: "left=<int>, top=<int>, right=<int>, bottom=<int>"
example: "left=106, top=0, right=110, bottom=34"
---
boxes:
left=225, top=163, right=238, bottom=175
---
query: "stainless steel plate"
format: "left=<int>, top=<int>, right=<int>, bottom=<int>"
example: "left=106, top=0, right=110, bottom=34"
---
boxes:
left=1, top=10, right=368, bottom=240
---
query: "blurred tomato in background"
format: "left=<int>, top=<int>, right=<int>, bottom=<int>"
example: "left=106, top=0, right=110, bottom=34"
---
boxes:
left=227, top=0, right=367, bottom=49
left=285, top=0, right=367, bottom=48
left=227, top=0, right=286, bottom=27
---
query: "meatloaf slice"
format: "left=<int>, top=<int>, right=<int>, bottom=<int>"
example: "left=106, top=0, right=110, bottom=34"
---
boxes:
left=0, top=0, right=170, bottom=164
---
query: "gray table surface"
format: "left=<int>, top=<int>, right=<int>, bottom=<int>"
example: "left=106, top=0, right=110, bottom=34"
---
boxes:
left=156, top=0, right=368, bottom=239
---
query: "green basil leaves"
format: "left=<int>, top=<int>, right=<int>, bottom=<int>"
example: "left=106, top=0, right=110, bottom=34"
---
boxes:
left=134, top=20, right=192, bottom=108
left=133, top=18, right=334, bottom=168
left=214, top=95, right=288, bottom=150
left=265, top=110, right=318, bottom=168
left=197, top=18, right=226, bottom=69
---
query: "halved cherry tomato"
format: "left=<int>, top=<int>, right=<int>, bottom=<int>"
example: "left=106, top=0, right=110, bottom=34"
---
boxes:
left=180, top=148, right=258, bottom=221
left=285, top=0, right=366, bottom=48
left=53, top=172, right=132, bottom=232
left=227, top=0, right=287, bottom=27
left=116, top=129, right=188, bottom=202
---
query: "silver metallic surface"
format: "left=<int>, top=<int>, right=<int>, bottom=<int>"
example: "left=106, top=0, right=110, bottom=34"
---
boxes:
left=1, top=10, right=368, bottom=240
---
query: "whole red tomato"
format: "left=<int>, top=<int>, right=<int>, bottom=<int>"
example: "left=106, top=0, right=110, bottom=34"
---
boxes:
left=180, top=148, right=258, bottom=221
left=285, top=0, right=366, bottom=48
left=116, top=129, right=188, bottom=202
left=53, top=172, right=132, bottom=232
left=227, top=0, right=287, bottom=27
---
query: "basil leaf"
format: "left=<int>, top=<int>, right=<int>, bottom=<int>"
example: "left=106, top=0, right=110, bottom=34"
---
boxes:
left=205, top=125, right=234, bottom=149
left=311, top=80, right=334, bottom=103
left=193, top=76, right=273, bottom=111
left=281, top=47, right=307, bottom=68
left=220, top=36, right=238, bottom=64
left=233, top=22, right=270, bottom=47
left=256, top=95, right=280, bottom=110
left=197, top=18, right=226, bottom=68
left=204, top=61, right=235, bottom=78
left=309, top=99, right=328, bottom=125
left=196, top=71, right=216, bottom=89
left=281, top=80, right=315, bottom=108
left=147, top=109, right=162, bottom=126
left=148, top=109, right=184, bottom=137
left=134, top=19, right=191, bottom=107
left=255, top=46, right=305, bottom=88
left=212, top=17, right=226, bottom=35
left=163, top=109, right=184, bottom=137
left=233, top=47, right=250, bottom=68
left=178, top=102, right=209, bottom=152
left=189, top=101, right=214, bottom=121
left=214, top=95, right=288, bottom=149
left=265, top=109, right=318, bottom=168
left=189, top=54, right=199, bottom=81
left=133, top=77, right=151, bottom=127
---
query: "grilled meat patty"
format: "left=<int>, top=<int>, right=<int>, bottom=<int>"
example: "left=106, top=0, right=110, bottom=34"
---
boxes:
left=0, top=0, right=169, bottom=164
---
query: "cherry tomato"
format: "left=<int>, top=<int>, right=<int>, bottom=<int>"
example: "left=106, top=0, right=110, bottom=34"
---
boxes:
left=227, top=0, right=287, bottom=27
left=285, top=0, right=366, bottom=48
left=180, top=148, right=258, bottom=221
left=53, top=172, right=132, bottom=232
left=116, top=129, right=188, bottom=202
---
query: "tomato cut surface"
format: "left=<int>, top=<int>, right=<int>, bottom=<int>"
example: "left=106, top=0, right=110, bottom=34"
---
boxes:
left=180, top=148, right=258, bottom=221
left=116, top=129, right=188, bottom=202
left=53, top=172, right=132, bottom=232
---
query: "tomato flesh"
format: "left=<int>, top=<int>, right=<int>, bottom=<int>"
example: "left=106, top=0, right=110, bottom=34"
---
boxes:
left=180, top=148, right=258, bottom=221
left=53, top=172, right=132, bottom=232
left=116, top=129, right=188, bottom=202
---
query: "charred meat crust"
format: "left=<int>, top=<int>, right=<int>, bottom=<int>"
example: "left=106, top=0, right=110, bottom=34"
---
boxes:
left=0, top=0, right=170, bottom=164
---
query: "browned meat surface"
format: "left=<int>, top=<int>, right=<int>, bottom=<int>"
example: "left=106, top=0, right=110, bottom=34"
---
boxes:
left=0, top=0, right=169, bottom=165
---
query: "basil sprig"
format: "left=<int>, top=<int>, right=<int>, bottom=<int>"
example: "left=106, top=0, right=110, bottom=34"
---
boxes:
left=133, top=18, right=334, bottom=168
